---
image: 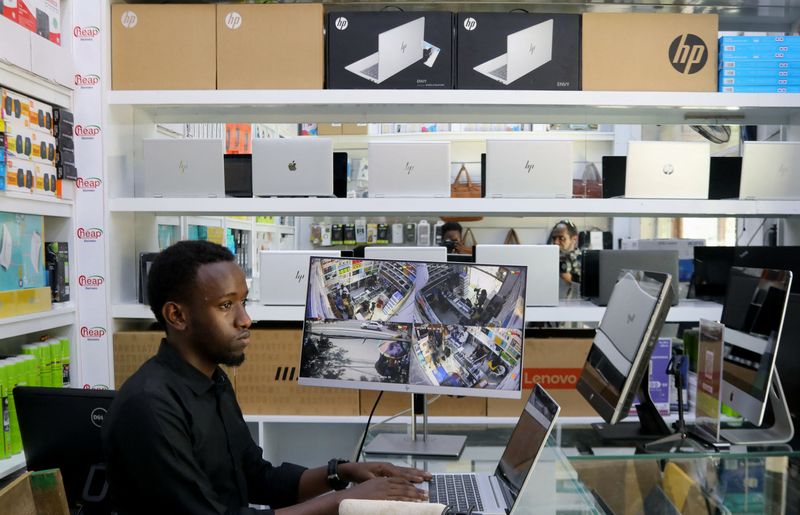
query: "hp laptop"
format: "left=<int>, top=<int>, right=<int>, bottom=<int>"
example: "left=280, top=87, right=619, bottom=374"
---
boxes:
left=597, top=250, right=680, bottom=306
left=625, top=141, right=710, bottom=199
left=260, top=250, right=341, bottom=305
left=739, top=142, right=800, bottom=200
left=364, top=246, right=447, bottom=262
left=474, top=19, right=553, bottom=85
left=141, top=139, right=224, bottom=198
left=345, top=17, right=425, bottom=84
left=252, top=138, right=333, bottom=197
left=425, top=384, right=561, bottom=514
left=485, top=140, right=572, bottom=198
left=368, top=141, right=450, bottom=198
left=475, top=244, right=559, bottom=306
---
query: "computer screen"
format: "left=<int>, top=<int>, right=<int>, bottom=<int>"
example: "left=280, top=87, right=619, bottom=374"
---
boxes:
left=15, top=386, right=115, bottom=510
left=577, top=270, right=673, bottom=424
left=720, top=267, right=792, bottom=425
left=299, top=257, right=527, bottom=399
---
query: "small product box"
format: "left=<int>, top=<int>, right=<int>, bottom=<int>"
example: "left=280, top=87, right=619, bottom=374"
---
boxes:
left=3, top=156, right=36, bottom=194
left=1, top=88, right=54, bottom=135
left=34, top=162, right=58, bottom=197
left=4, top=119, right=56, bottom=165
left=45, top=242, right=70, bottom=303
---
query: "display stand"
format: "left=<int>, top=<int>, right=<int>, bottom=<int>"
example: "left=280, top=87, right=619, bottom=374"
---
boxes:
left=363, top=394, right=467, bottom=458
left=719, top=373, right=795, bottom=445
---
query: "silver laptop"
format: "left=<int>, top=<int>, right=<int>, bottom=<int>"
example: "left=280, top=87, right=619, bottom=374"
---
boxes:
left=364, top=246, right=447, bottom=262
left=597, top=250, right=680, bottom=306
left=739, top=141, right=800, bottom=200
left=424, top=384, right=561, bottom=514
left=475, top=245, right=559, bottom=306
left=625, top=141, right=710, bottom=199
left=474, top=19, right=553, bottom=85
left=252, top=138, right=333, bottom=197
left=141, top=139, right=224, bottom=198
left=485, top=140, right=572, bottom=198
left=260, top=250, right=341, bottom=305
left=345, top=17, right=425, bottom=84
left=368, top=141, right=450, bottom=198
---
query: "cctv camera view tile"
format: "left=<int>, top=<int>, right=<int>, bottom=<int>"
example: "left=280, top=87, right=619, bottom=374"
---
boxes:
left=301, top=258, right=526, bottom=393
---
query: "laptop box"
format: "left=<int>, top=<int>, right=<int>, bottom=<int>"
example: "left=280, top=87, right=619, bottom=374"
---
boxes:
left=368, top=141, right=450, bottom=198
left=475, top=245, right=559, bottom=306
left=326, top=11, right=454, bottom=89
left=260, top=250, right=341, bottom=306
left=252, top=138, right=333, bottom=197
left=456, top=13, right=580, bottom=90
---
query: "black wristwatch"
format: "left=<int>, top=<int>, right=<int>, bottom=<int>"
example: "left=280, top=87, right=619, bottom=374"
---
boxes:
left=327, top=458, right=350, bottom=491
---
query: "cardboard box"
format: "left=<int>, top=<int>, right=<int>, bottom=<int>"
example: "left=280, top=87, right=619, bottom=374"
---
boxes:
left=0, top=470, right=70, bottom=515
left=316, top=124, right=343, bottom=136
left=45, top=242, right=69, bottom=303
left=487, top=333, right=595, bottom=417
left=217, top=4, right=324, bottom=89
left=111, top=4, right=216, bottom=90
left=327, top=12, right=454, bottom=89
left=342, top=123, right=368, bottom=135
left=360, top=390, right=487, bottom=417
left=582, top=13, right=718, bottom=92
left=0, top=287, right=51, bottom=319
left=456, top=13, right=581, bottom=90
left=235, top=327, right=360, bottom=416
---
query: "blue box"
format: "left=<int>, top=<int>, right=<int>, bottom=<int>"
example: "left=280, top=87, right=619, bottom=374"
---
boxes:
left=720, top=85, right=800, bottom=93
left=720, top=49, right=800, bottom=60
left=721, top=68, right=797, bottom=77
left=631, top=338, right=672, bottom=415
left=719, top=35, right=800, bottom=46
left=719, top=74, right=800, bottom=86
left=0, top=212, right=47, bottom=292
left=721, top=60, right=800, bottom=70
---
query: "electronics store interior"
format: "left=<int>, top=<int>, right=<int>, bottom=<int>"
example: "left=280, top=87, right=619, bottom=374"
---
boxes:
left=1, top=1, right=800, bottom=514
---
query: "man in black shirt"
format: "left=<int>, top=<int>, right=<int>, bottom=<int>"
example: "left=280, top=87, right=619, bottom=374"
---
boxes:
left=103, top=240, right=430, bottom=514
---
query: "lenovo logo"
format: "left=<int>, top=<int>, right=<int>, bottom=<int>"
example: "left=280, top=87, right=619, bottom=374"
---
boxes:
left=669, top=34, right=708, bottom=75
left=274, top=366, right=297, bottom=381
left=522, top=368, right=582, bottom=389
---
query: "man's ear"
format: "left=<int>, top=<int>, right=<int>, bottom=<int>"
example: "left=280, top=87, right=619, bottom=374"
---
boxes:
left=163, top=301, right=188, bottom=332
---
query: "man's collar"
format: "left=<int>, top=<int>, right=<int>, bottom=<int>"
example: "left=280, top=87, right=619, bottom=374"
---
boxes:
left=156, top=339, right=228, bottom=395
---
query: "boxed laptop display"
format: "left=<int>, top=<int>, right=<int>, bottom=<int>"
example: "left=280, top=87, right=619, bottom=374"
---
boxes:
left=456, top=13, right=580, bottom=90
left=326, top=11, right=454, bottom=89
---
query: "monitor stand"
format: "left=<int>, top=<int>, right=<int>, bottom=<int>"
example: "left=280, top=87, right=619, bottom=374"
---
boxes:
left=362, top=394, right=467, bottom=458
left=720, top=373, right=795, bottom=445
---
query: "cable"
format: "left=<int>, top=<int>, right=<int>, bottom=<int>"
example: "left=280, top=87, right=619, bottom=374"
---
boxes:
left=744, top=218, right=768, bottom=247
left=354, top=391, right=382, bottom=462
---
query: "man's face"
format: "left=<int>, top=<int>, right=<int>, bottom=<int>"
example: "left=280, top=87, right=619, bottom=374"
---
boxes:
left=184, top=261, right=252, bottom=367
left=551, top=226, right=576, bottom=252
left=443, top=229, right=462, bottom=245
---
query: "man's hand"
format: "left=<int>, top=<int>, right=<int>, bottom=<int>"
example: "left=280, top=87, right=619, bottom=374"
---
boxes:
left=339, top=462, right=432, bottom=484
left=341, top=477, right=428, bottom=502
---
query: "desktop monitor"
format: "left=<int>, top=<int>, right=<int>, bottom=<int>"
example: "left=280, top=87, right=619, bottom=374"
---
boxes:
left=15, top=386, right=115, bottom=511
left=299, top=257, right=527, bottom=400
left=577, top=270, right=674, bottom=424
left=720, top=267, right=792, bottom=426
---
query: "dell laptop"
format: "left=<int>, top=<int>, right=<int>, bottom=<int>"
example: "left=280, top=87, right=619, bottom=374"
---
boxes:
left=345, top=17, right=425, bottom=84
left=260, top=250, right=341, bottom=305
left=739, top=141, right=800, bottom=200
left=252, top=138, right=333, bottom=197
left=474, top=19, right=553, bottom=85
left=476, top=244, right=559, bottom=306
left=625, top=141, right=710, bottom=199
left=485, top=140, right=572, bottom=198
left=368, top=141, right=450, bottom=198
left=141, top=139, right=225, bottom=198
left=424, top=384, right=561, bottom=514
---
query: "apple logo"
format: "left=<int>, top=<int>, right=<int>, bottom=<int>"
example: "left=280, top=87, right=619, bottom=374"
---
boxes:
left=288, top=160, right=297, bottom=171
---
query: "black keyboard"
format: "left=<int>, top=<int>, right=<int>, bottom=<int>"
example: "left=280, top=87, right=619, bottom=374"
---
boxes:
left=428, top=474, right=484, bottom=512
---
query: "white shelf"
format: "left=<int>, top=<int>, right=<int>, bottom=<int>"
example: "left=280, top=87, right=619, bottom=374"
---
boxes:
left=108, top=197, right=800, bottom=218
left=0, top=191, right=74, bottom=218
left=112, top=303, right=306, bottom=321
left=107, top=89, right=800, bottom=124
left=0, top=61, right=71, bottom=108
left=255, top=223, right=295, bottom=234
left=0, top=452, right=26, bottom=481
left=331, top=131, right=615, bottom=148
left=0, top=304, right=76, bottom=340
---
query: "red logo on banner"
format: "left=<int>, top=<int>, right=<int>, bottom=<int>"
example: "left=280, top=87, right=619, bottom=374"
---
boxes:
left=74, top=74, right=100, bottom=88
left=75, top=125, right=101, bottom=138
left=80, top=326, right=107, bottom=339
left=76, top=177, right=102, bottom=191
left=83, top=384, right=110, bottom=390
left=522, top=368, right=583, bottom=390
left=78, top=275, right=105, bottom=288
left=73, top=25, right=100, bottom=39
left=77, top=227, right=103, bottom=241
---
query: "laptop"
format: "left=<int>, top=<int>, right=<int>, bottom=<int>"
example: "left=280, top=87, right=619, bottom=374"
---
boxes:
left=364, top=246, right=447, bottom=262
left=252, top=138, right=333, bottom=197
left=596, top=250, right=680, bottom=306
left=485, top=140, right=572, bottom=198
left=475, top=244, right=559, bottom=306
left=424, top=384, right=561, bottom=514
left=260, top=250, right=341, bottom=305
left=368, top=141, right=450, bottom=198
left=344, top=17, right=425, bottom=84
left=739, top=141, right=800, bottom=200
left=625, top=141, right=710, bottom=199
left=141, top=139, right=224, bottom=198
left=474, top=19, right=553, bottom=85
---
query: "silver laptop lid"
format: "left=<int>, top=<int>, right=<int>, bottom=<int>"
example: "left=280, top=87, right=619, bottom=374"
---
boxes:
left=252, top=138, right=333, bottom=197
left=485, top=140, right=572, bottom=198
left=260, top=250, right=341, bottom=305
left=475, top=245, right=559, bottom=307
left=740, top=142, right=800, bottom=200
left=368, top=141, right=451, bottom=198
left=507, top=19, right=554, bottom=83
left=378, top=17, right=425, bottom=82
left=626, top=141, right=710, bottom=199
left=141, top=139, right=224, bottom=198
left=364, top=246, right=447, bottom=262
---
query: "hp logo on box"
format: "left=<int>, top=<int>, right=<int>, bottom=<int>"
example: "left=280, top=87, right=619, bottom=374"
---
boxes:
left=121, top=11, right=138, bottom=29
left=335, top=17, right=349, bottom=30
left=669, top=34, right=708, bottom=75
left=464, top=18, right=477, bottom=31
left=225, top=12, right=242, bottom=30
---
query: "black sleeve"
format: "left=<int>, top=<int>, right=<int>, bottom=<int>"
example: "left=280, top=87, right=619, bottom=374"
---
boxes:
left=105, top=391, right=274, bottom=515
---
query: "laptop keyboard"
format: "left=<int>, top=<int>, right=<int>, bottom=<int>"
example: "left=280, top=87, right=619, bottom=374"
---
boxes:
left=361, top=63, right=380, bottom=79
left=428, top=474, right=484, bottom=512
left=490, top=64, right=508, bottom=81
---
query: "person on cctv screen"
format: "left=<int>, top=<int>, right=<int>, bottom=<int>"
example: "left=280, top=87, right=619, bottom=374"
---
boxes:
left=548, top=220, right=581, bottom=296
left=441, top=221, right=471, bottom=255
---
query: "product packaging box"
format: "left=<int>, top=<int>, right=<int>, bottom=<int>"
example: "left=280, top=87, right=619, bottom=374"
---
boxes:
left=217, top=4, right=324, bottom=89
left=620, top=238, right=704, bottom=282
left=359, top=390, right=486, bottom=417
left=0, top=287, right=51, bottom=318
left=630, top=337, right=671, bottom=416
left=487, top=331, right=595, bottom=417
left=1, top=0, right=61, bottom=45
left=326, top=11, right=454, bottom=89
left=316, top=123, right=342, bottom=136
left=1, top=88, right=54, bottom=135
left=2, top=156, right=35, bottom=194
left=720, top=60, right=800, bottom=70
left=582, top=13, right=719, bottom=91
left=719, top=75, right=800, bottom=86
left=720, top=68, right=798, bottom=77
left=721, top=86, right=799, bottom=93
left=45, top=241, right=69, bottom=303
left=4, top=119, right=56, bottom=165
left=33, top=162, right=57, bottom=197
left=111, top=4, right=216, bottom=90
left=456, top=13, right=581, bottom=90
left=0, top=212, right=46, bottom=291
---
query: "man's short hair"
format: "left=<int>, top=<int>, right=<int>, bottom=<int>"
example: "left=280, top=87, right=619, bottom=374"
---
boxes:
left=148, top=240, right=235, bottom=326
left=441, top=221, right=463, bottom=236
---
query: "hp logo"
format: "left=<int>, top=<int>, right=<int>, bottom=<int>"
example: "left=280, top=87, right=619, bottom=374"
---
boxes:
left=121, top=11, right=138, bottom=29
left=669, top=34, right=708, bottom=75
left=662, top=164, right=675, bottom=176
left=464, top=18, right=477, bottom=31
left=225, top=12, right=242, bottom=30
left=335, top=17, right=349, bottom=31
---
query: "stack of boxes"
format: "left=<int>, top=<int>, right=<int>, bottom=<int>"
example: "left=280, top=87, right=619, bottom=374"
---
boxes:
left=0, top=212, right=51, bottom=318
left=719, top=36, right=800, bottom=93
left=54, top=108, right=77, bottom=182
